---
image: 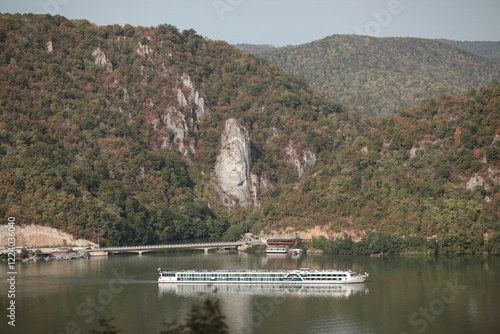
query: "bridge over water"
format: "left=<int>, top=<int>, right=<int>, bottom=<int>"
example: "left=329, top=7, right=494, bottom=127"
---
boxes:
left=88, top=241, right=251, bottom=256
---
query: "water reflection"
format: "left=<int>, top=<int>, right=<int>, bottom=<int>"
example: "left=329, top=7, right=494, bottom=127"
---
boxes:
left=158, top=282, right=369, bottom=334
left=158, top=282, right=369, bottom=298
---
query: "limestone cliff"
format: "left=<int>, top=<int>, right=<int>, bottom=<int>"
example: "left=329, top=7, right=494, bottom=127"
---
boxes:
left=285, top=142, right=317, bottom=178
left=161, top=106, right=191, bottom=154
left=156, top=73, right=209, bottom=155
left=92, top=47, right=113, bottom=72
left=250, top=172, right=271, bottom=207
left=215, top=118, right=255, bottom=207
left=177, top=73, right=208, bottom=121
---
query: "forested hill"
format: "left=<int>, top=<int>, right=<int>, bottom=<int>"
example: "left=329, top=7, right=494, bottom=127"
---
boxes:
left=438, top=39, right=500, bottom=64
left=1, top=14, right=499, bottom=252
left=232, top=43, right=280, bottom=55
left=257, top=35, right=500, bottom=118
left=0, top=14, right=352, bottom=246
left=257, top=83, right=500, bottom=247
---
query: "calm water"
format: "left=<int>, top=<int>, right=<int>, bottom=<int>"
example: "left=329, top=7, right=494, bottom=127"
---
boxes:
left=1, top=251, right=499, bottom=334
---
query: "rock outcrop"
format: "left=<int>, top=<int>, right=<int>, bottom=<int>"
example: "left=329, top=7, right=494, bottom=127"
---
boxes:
left=466, top=174, right=485, bottom=190
left=285, top=142, right=317, bottom=178
left=46, top=40, right=53, bottom=53
left=177, top=73, right=208, bottom=121
left=136, top=42, right=153, bottom=57
left=91, top=47, right=113, bottom=72
left=161, top=106, right=191, bottom=154
left=215, top=118, right=254, bottom=207
left=156, top=73, right=209, bottom=155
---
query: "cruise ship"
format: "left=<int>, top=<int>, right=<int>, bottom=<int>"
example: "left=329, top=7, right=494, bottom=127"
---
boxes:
left=158, top=268, right=368, bottom=284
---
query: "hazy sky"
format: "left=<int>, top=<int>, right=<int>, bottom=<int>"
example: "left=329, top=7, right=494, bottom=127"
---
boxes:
left=1, top=0, right=499, bottom=45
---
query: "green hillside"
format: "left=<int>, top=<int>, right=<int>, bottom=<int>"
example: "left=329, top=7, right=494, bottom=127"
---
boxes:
left=0, top=14, right=349, bottom=246
left=1, top=15, right=499, bottom=254
left=257, top=84, right=500, bottom=245
left=259, top=35, right=500, bottom=118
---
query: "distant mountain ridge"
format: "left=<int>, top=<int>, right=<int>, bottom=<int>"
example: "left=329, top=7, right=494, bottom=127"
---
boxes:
left=234, top=38, right=500, bottom=64
left=233, top=43, right=281, bottom=54
left=438, top=39, right=500, bottom=64
left=244, top=35, right=500, bottom=118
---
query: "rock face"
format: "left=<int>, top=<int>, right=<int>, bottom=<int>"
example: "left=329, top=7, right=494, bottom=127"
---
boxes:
left=215, top=119, right=253, bottom=207
left=136, top=42, right=153, bottom=57
left=178, top=73, right=208, bottom=120
left=466, top=174, right=485, bottom=190
left=0, top=225, right=96, bottom=247
left=158, top=73, right=209, bottom=155
left=161, top=106, right=190, bottom=153
left=285, top=142, right=317, bottom=178
left=91, top=47, right=113, bottom=72
left=46, top=40, right=53, bottom=53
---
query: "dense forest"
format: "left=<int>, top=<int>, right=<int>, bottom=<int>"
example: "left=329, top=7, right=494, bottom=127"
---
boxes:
left=1, top=14, right=499, bottom=254
left=235, top=39, right=500, bottom=64
left=0, top=14, right=348, bottom=246
left=256, top=83, right=500, bottom=254
left=257, top=35, right=500, bottom=118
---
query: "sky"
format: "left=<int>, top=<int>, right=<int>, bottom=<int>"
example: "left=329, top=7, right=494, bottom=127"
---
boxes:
left=1, top=0, right=499, bottom=46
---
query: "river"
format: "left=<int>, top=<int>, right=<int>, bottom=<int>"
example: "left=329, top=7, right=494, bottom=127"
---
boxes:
left=1, top=250, right=499, bottom=334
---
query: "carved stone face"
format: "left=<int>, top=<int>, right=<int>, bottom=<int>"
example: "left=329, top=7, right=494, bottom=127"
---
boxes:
left=221, top=142, right=248, bottom=187
left=215, top=119, right=251, bottom=204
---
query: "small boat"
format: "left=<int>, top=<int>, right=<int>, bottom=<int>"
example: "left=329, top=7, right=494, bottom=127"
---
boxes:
left=266, top=247, right=288, bottom=254
left=158, top=268, right=369, bottom=284
left=288, top=248, right=303, bottom=255
left=370, top=253, right=383, bottom=257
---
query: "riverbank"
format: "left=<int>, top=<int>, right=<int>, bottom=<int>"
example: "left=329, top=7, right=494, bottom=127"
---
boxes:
left=0, top=224, right=96, bottom=248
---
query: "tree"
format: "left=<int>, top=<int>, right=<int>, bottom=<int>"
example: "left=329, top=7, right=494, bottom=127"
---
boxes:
left=173, top=298, right=228, bottom=334
left=90, top=299, right=228, bottom=334
left=487, top=232, right=500, bottom=255
left=222, top=225, right=245, bottom=241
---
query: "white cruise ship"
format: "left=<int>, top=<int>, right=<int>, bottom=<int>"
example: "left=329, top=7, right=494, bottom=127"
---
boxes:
left=158, top=268, right=368, bottom=284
